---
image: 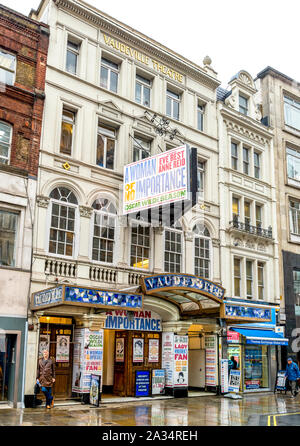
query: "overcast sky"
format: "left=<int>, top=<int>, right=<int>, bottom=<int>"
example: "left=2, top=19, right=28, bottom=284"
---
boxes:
left=1, top=0, right=300, bottom=87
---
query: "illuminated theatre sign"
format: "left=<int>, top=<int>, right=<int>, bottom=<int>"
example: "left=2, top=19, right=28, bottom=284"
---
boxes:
left=141, top=274, right=225, bottom=303
left=31, top=285, right=143, bottom=311
left=123, top=145, right=189, bottom=215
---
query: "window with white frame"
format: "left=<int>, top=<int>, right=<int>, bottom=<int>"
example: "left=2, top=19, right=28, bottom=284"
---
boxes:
left=257, top=262, right=264, bottom=300
left=0, top=210, right=18, bottom=267
left=49, top=187, right=78, bottom=257
left=166, top=89, right=180, bottom=121
left=232, top=197, right=240, bottom=222
left=231, top=142, right=238, bottom=170
left=164, top=222, right=183, bottom=273
left=96, top=124, right=116, bottom=170
left=244, top=200, right=251, bottom=227
left=135, top=74, right=151, bottom=107
left=130, top=222, right=150, bottom=270
left=234, top=257, right=241, bottom=297
left=197, top=160, right=205, bottom=194
left=133, top=136, right=151, bottom=162
left=239, top=94, right=248, bottom=115
left=246, top=260, right=253, bottom=299
left=284, top=96, right=300, bottom=131
left=92, top=198, right=117, bottom=264
left=100, top=57, right=119, bottom=93
left=243, top=146, right=249, bottom=175
left=0, top=121, right=12, bottom=164
left=60, top=108, right=76, bottom=156
left=0, top=49, right=16, bottom=86
left=254, top=151, right=261, bottom=179
left=290, top=200, right=300, bottom=235
left=287, top=147, right=300, bottom=182
left=197, top=103, right=204, bottom=131
left=256, top=204, right=262, bottom=229
left=66, top=39, right=80, bottom=75
left=193, top=224, right=210, bottom=278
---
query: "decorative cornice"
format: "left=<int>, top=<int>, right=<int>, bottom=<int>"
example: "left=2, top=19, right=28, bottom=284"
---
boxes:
left=223, top=118, right=269, bottom=145
left=79, top=205, right=93, bottom=218
left=36, top=195, right=50, bottom=208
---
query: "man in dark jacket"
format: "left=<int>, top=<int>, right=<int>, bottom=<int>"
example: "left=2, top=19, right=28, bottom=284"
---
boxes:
left=285, top=357, right=300, bottom=398
left=36, top=350, right=56, bottom=409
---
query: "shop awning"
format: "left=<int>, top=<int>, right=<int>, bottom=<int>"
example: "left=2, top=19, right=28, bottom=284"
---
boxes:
left=231, top=328, right=289, bottom=346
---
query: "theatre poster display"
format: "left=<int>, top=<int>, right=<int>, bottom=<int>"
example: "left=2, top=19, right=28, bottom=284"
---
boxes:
left=56, top=335, right=70, bottom=363
left=133, top=338, right=144, bottom=363
left=148, top=339, right=159, bottom=363
left=115, top=337, right=125, bottom=363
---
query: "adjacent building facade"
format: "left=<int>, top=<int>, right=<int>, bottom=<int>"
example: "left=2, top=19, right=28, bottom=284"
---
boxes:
left=0, top=5, right=49, bottom=407
left=257, top=67, right=300, bottom=363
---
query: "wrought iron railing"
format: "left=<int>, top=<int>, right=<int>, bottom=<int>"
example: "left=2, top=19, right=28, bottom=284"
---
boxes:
left=229, top=219, right=273, bottom=239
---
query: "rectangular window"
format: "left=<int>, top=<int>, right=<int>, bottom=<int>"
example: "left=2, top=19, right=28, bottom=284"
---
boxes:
left=197, top=161, right=205, bottom=193
left=231, top=142, right=238, bottom=170
left=0, top=121, right=12, bottom=165
left=234, top=258, right=241, bottom=297
left=287, top=147, right=300, bottom=182
left=239, top=95, right=248, bottom=115
left=254, top=152, right=260, bottom=179
left=60, top=109, right=75, bottom=156
left=96, top=124, right=116, bottom=170
left=197, top=104, right=204, bottom=131
left=246, top=260, right=253, bottom=299
left=92, top=213, right=115, bottom=263
left=0, top=210, right=18, bottom=267
left=100, top=57, right=119, bottom=93
left=256, top=205, right=262, bottom=229
left=284, top=96, right=300, bottom=131
left=166, top=89, right=180, bottom=121
left=49, top=203, right=75, bottom=257
left=135, top=74, right=151, bottom=107
left=66, top=40, right=79, bottom=74
left=195, top=237, right=210, bottom=278
left=243, top=147, right=249, bottom=175
left=290, top=200, right=300, bottom=235
left=232, top=197, right=240, bottom=221
left=133, top=136, right=151, bottom=162
left=257, top=262, right=264, bottom=300
left=294, top=270, right=300, bottom=309
left=130, top=225, right=150, bottom=269
left=0, top=49, right=16, bottom=86
left=244, top=201, right=251, bottom=227
left=165, top=229, right=182, bottom=273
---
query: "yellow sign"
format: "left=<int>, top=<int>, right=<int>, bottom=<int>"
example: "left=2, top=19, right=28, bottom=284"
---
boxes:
left=103, top=34, right=183, bottom=83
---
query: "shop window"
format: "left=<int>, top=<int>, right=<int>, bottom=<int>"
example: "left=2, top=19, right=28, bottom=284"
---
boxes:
left=48, top=187, right=78, bottom=257
left=130, top=223, right=150, bottom=270
left=0, top=210, right=18, bottom=267
left=60, top=108, right=76, bottom=156
left=96, top=123, right=116, bottom=170
left=193, top=224, right=210, bottom=279
left=166, top=89, right=180, bottom=121
left=244, top=345, right=269, bottom=391
left=66, top=39, right=80, bottom=75
left=135, top=74, right=151, bottom=107
left=133, top=136, right=151, bottom=162
left=164, top=222, right=182, bottom=273
left=91, top=198, right=117, bottom=264
left=0, top=121, right=12, bottom=164
left=100, top=57, right=119, bottom=93
left=0, top=49, right=16, bottom=86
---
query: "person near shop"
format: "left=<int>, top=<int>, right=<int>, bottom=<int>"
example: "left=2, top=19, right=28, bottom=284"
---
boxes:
left=285, top=357, right=300, bottom=398
left=228, top=356, right=238, bottom=376
left=36, top=350, right=56, bottom=409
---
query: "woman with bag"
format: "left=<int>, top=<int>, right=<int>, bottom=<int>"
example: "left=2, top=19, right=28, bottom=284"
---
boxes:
left=36, top=350, right=56, bottom=409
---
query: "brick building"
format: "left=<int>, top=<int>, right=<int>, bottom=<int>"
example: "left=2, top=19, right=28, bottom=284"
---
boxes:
left=0, top=4, right=49, bottom=407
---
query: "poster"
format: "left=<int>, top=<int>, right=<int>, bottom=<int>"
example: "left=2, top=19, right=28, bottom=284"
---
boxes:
left=38, top=335, right=50, bottom=358
left=276, top=371, right=287, bottom=391
left=135, top=370, right=150, bottom=397
left=174, top=335, right=188, bottom=387
left=90, top=374, right=101, bottom=406
left=162, top=332, right=174, bottom=387
left=205, top=335, right=217, bottom=386
left=152, top=369, right=165, bottom=395
left=115, top=338, right=125, bottom=363
left=56, top=335, right=70, bottom=363
left=133, top=338, right=144, bottom=363
left=221, top=359, right=229, bottom=393
left=148, top=339, right=159, bottom=363
left=228, top=370, right=241, bottom=393
left=72, top=328, right=103, bottom=394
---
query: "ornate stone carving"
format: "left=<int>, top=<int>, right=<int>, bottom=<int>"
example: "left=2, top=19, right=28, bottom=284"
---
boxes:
left=212, top=238, right=221, bottom=248
left=223, top=119, right=268, bottom=145
left=184, top=231, right=194, bottom=242
left=232, top=238, right=243, bottom=247
left=36, top=195, right=50, bottom=208
left=245, top=239, right=255, bottom=249
left=255, top=105, right=262, bottom=121
left=225, top=94, right=236, bottom=109
left=257, top=243, right=266, bottom=252
left=79, top=206, right=93, bottom=218
left=239, top=72, right=252, bottom=86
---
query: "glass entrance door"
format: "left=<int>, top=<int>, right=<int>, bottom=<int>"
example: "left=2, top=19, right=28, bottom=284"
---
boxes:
left=0, top=334, right=17, bottom=403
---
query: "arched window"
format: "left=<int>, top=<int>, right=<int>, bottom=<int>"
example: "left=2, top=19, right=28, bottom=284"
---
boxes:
left=164, top=221, right=183, bottom=273
left=130, top=221, right=150, bottom=270
left=49, top=187, right=78, bottom=257
left=91, top=198, right=117, bottom=263
left=0, top=121, right=12, bottom=165
left=193, top=224, right=211, bottom=278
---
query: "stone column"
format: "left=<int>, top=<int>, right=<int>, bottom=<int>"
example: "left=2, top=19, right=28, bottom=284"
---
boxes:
left=77, top=206, right=93, bottom=280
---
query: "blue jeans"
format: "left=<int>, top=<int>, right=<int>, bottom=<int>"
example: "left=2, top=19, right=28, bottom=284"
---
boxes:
left=41, top=386, right=53, bottom=406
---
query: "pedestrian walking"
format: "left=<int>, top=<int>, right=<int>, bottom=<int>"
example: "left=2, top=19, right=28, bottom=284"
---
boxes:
left=36, top=350, right=56, bottom=409
left=285, top=357, right=300, bottom=398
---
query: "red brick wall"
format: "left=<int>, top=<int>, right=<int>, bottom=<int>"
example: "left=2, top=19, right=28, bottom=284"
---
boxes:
left=0, top=5, right=49, bottom=178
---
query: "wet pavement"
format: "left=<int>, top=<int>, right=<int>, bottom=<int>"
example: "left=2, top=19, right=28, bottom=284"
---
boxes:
left=1, top=393, right=300, bottom=426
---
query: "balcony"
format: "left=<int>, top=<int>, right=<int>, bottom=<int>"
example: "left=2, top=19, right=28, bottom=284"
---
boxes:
left=229, top=219, right=273, bottom=240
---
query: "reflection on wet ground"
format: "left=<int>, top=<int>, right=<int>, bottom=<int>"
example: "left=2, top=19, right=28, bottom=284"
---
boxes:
left=0, top=393, right=299, bottom=426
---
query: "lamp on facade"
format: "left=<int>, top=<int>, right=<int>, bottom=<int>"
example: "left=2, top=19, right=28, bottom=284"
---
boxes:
left=144, top=111, right=184, bottom=144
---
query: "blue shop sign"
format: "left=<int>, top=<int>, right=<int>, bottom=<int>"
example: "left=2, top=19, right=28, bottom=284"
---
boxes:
left=135, top=370, right=150, bottom=397
left=223, top=303, right=271, bottom=321
left=33, top=286, right=63, bottom=307
left=65, top=287, right=142, bottom=309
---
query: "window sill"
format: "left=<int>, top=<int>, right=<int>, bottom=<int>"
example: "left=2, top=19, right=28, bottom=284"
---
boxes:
left=0, top=164, right=28, bottom=178
left=287, top=177, right=300, bottom=189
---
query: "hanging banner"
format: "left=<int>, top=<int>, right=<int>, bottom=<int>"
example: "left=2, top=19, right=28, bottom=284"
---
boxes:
left=72, top=328, right=103, bottom=394
left=152, top=369, right=165, bottom=395
left=133, top=338, right=144, bottom=363
left=149, top=339, right=159, bottom=363
left=228, top=370, right=241, bottom=393
left=221, top=359, right=229, bottom=394
left=174, top=335, right=188, bottom=387
left=56, top=335, right=70, bottom=363
left=162, top=332, right=174, bottom=387
left=115, top=338, right=125, bottom=363
left=205, top=335, right=217, bottom=386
